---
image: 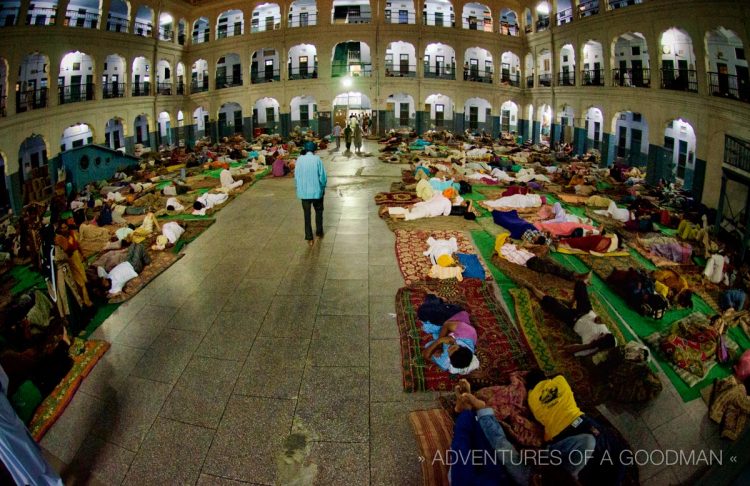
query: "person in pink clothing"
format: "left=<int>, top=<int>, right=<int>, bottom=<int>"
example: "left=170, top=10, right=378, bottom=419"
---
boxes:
left=422, top=311, right=477, bottom=372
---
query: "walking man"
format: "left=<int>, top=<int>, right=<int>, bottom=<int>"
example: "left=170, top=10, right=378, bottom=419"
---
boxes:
left=294, top=149, right=327, bottom=246
left=344, top=123, right=353, bottom=152
left=332, top=123, right=342, bottom=151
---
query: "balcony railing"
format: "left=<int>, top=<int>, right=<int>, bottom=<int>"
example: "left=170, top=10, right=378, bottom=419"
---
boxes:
left=424, top=67, right=455, bottom=80
left=557, top=71, right=575, bottom=86
left=65, top=10, right=99, bottom=28
left=103, top=83, right=125, bottom=98
left=176, top=82, right=185, bottom=95
left=384, top=12, right=415, bottom=24
left=215, top=75, right=242, bottom=89
left=332, top=13, right=370, bottom=24
left=500, top=72, right=520, bottom=87
left=660, top=69, right=698, bottom=93
left=131, top=81, right=151, bottom=96
left=157, top=82, right=172, bottom=95
left=422, top=13, right=455, bottom=27
left=708, top=72, right=750, bottom=103
left=133, top=20, right=152, bottom=36
left=0, top=7, right=17, bottom=26
left=59, top=84, right=95, bottom=104
left=0, top=96, right=6, bottom=116
left=251, top=70, right=281, bottom=83
left=464, top=70, right=493, bottom=83
left=612, top=68, right=650, bottom=88
left=331, top=63, right=372, bottom=78
left=385, top=65, right=417, bottom=78
left=608, top=0, right=642, bottom=10
left=288, top=67, right=318, bottom=80
left=724, top=135, right=750, bottom=173
left=106, top=16, right=128, bottom=32
left=192, top=32, right=210, bottom=44
left=538, top=73, right=552, bottom=87
left=581, top=69, right=604, bottom=86
left=159, top=27, right=173, bottom=41
left=499, top=21, right=518, bottom=36
left=27, top=8, right=57, bottom=25
left=577, top=0, right=600, bottom=18
left=556, top=8, right=573, bottom=25
left=462, top=17, right=493, bottom=32
left=190, top=79, right=209, bottom=92
left=288, top=13, right=317, bottom=27
left=16, top=88, right=48, bottom=112
left=178, top=33, right=185, bottom=45
left=526, top=75, right=534, bottom=88
left=535, top=17, right=549, bottom=32
left=250, top=21, right=281, bottom=32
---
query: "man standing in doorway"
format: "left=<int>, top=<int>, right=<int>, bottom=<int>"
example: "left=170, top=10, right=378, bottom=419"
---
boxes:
left=332, top=123, right=342, bottom=151
left=294, top=149, right=328, bottom=246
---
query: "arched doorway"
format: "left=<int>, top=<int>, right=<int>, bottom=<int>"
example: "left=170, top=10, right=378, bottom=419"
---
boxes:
left=254, top=97, right=280, bottom=134
left=613, top=111, right=649, bottom=166
left=384, top=93, right=415, bottom=130
left=424, top=93, right=452, bottom=129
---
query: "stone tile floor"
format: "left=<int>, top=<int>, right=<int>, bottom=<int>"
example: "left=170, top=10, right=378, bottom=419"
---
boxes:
left=41, top=142, right=734, bottom=485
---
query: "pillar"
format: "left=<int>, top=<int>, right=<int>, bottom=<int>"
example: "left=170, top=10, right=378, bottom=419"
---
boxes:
left=573, top=127, right=586, bottom=155
left=714, top=174, right=727, bottom=231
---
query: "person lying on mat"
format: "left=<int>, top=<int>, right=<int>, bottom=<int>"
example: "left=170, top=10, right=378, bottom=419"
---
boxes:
left=96, top=242, right=150, bottom=295
left=526, top=282, right=616, bottom=357
left=495, top=233, right=591, bottom=282
left=422, top=311, right=479, bottom=375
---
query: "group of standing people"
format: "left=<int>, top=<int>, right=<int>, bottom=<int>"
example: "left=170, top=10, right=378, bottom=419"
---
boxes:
left=332, top=114, right=368, bottom=154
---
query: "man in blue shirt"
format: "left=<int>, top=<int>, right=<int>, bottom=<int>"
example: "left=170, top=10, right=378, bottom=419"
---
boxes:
left=294, top=149, right=328, bottom=246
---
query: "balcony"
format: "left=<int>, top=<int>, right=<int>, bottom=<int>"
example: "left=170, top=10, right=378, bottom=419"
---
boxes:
left=724, top=135, right=750, bottom=173
left=176, top=82, right=185, bottom=95
left=708, top=72, right=750, bottom=103
left=27, top=8, right=57, bottom=25
left=500, top=73, right=520, bottom=87
left=660, top=69, right=698, bottom=93
left=59, top=84, right=95, bottom=104
left=159, top=26, right=173, bottom=41
left=462, top=17, right=492, bottom=32
left=133, top=20, right=152, bottom=37
left=612, top=68, right=650, bottom=88
left=103, top=83, right=125, bottom=99
left=251, top=70, right=281, bottom=83
left=16, top=88, right=48, bottom=112
left=538, top=73, right=552, bottom=87
left=331, top=63, right=372, bottom=78
left=131, top=81, right=151, bottom=96
left=557, top=71, right=575, bottom=86
left=250, top=21, right=281, bottom=32
left=385, top=12, right=415, bottom=24
left=192, top=32, right=210, bottom=44
left=422, top=12, right=454, bottom=27
left=608, top=0, right=642, bottom=10
left=157, top=82, right=172, bottom=95
left=499, top=21, right=518, bottom=36
left=215, top=75, right=243, bottom=89
left=385, top=64, right=417, bottom=78
left=464, top=70, right=493, bottom=84
left=526, top=75, right=534, bottom=88
left=424, top=66, right=455, bottom=80
left=65, top=10, right=99, bottom=28
left=190, top=79, right=209, bottom=93
left=288, top=67, right=318, bottom=80
left=0, top=7, right=17, bottom=26
left=577, top=0, right=599, bottom=18
left=556, top=8, right=573, bottom=25
left=535, top=17, right=549, bottom=32
left=177, top=34, right=185, bottom=45
left=288, top=12, right=317, bottom=28
left=106, top=16, right=128, bottom=32
left=581, top=69, right=604, bottom=86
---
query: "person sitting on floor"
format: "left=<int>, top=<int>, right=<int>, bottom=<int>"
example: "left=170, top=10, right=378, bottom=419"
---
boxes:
left=526, top=281, right=616, bottom=356
left=422, top=310, right=479, bottom=375
left=220, top=168, right=244, bottom=190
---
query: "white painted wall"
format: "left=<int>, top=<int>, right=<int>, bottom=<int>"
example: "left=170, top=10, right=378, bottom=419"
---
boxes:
left=537, top=49, right=552, bottom=74
left=59, top=51, right=94, bottom=86
left=288, top=44, right=317, bottom=73
left=157, top=59, right=171, bottom=82
left=659, top=28, right=696, bottom=68
left=291, top=95, right=315, bottom=121
left=500, top=100, right=518, bottom=131
left=20, top=136, right=47, bottom=177
left=664, top=119, right=696, bottom=178
left=615, top=111, right=649, bottom=154
left=585, top=107, right=604, bottom=141
left=462, top=2, right=491, bottom=31
left=582, top=41, right=604, bottom=70
left=386, top=41, right=416, bottom=69
left=614, top=33, right=650, bottom=68
left=464, top=97, right=491, bottom=122
left=133, top=5, right=152, bottom=36
left=191, top=59, right=208, bottom=82
left=706, top=29, right=747, bottom=74
left=385, top=93, right=415, bottom=119
left=158, top=112, right=170, bottom=137
left=423, top=0, right=453, bottom=26
left=103, top=55, right=125, bottom=83
left=60, top=123, right=93, bottom=151
left=289, top=0, right=317, bottom=27
left=255, top=97, right=279, bottom=123
left=217, top=54, right=241, bottom=74
left=425, top=94, right=453, bottom=119
left=464, top=47, right=493, bottom=72
left=558, top=105, right=574, bottom=124
left=219, top=103, right=242, bottom=124
left=500, top=51, right=520, bottom=73
left=525, top=53, right=534, bottom=75
left=253, top=3, right=281, bottom=31
left=106, top=0, right=129, bottom=31
left=27, top=1, right=57, bottom=26
left=18, top=53, right=48, bottom=89
left=105, top=118, right=125, bottom=149
left=424, top=43, right=455, bottom=71
left=559, top=44, right=575, bottom=70
left=385, top=0, right=415, bottom=23
left=192, top=17, right=209, bottom=42
left=193, top=107, right=208, bottom=132
left=133, top=115, right=149, bottom=144
left=333, top=92, right=371, bottom=108
left=252, top=49, right=280, bottom=71
left=132, top=56, right=150, bottom=82
left=217, top=9, right=243, bottom=37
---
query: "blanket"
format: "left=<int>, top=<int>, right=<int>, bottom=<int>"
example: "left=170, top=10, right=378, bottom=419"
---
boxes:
left=394, top=230, right=491, bottom=285
left=396, top=279, right=533, bottom=392
left=374, top=192, right=422, bottom=206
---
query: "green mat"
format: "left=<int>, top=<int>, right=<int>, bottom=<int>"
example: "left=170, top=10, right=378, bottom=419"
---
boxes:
left=471, top=229, right=519, bottom=318
left=550, top=251, right=749, bottom=401
left=7, top=265, right=47, bottom=295
left=463, top=191, right=491, bottom=218
left=80, top=301, right=120, bottom=339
